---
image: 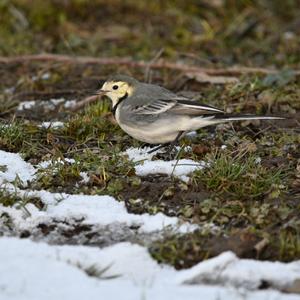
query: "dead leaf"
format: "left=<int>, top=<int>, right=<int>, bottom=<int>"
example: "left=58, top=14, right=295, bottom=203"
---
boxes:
left=192, top=145, right=210, bottom=156
left=254, top=237, right=269, bottom=254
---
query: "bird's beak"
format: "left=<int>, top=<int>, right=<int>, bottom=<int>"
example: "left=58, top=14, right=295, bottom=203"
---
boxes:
left=94, top=89, right=109, bottom=97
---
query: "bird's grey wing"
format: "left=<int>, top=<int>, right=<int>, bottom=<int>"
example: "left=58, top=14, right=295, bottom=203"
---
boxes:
left=131, top=94, right=224, bottom=116
left=131, top=99, right=178, bottom=115
left=170, top=98, right=225, bottom=115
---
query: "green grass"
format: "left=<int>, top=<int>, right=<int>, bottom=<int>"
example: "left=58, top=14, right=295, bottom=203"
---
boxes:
left=279, top=230, right=300, bottom=262
left=0, top=101, right=130, bottom=158
left=0, top=121, right=28, bottom=152
left=32, top=147, right=136, bottom=195
left=0, top=187, right=43, bottom=210
left=150, top=226, right=300, bottom=268
left=192, top=149, right=286, bottom=199
left=0, top=82, right=299, bottom=266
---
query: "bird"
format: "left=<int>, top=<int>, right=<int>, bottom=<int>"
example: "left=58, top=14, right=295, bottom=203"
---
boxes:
left=97, top=74, right=283, bottom=154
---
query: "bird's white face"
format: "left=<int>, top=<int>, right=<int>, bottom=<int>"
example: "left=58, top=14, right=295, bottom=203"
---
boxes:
left=100, top=81, right=134, bottom=107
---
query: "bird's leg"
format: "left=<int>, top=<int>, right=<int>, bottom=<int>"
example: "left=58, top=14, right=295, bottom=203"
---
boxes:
left=141, top=142, right=152, bottom=149
left=166, top=131, right=185, bottom=154
left=147, top=143, right=170, bottom=154
left=152, top=131, right=185, bottom=160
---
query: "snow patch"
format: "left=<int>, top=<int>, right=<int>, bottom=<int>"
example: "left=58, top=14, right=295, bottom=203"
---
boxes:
left=39, top=121, right=64, bottom=129
left=64, top=99, right=77, bottom=109
left=0, top=192, right=195, bottom=234
left=0, top=149, right=299, bottom=299
left=125, top=147, right=205, bottom=181
left=17, top=100, right=36, bottom=111
left=0, top=150, right=36, bottom=185
left=177, top=251, right=300, bottom=291
left=0, top=150, right=195, bottom=234
left=17, top=98, right=69, bottom=112
left=79, top=172, right=89, bottom=183
left=0, top=237, right=299, bottom=300
left=37, top=157, right=75, bottom=169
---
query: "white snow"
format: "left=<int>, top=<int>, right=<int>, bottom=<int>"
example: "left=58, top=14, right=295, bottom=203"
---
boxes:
left=125, top=147, right=205, bottom=181
left=17, top=100, right=36, bottom=111
left=16, top=98, right=70, bottom=112
left=47, top=98, right=66, bottom=106
left=0, top=192, right=195, bottom=234
left=1, top=149, right=300, bottom=300
left=39, top=121, right=64, bottom=129
left=79, top=171, right=89, bottom=183
left=4, top=87, right=15, bottom=94
left=255, top=157, right=262, bottom=164
left=41, top=72, right=50, bottom=80
left=44, top=194, right=190, bottom=232
left=0, top=150, right=195, bottom=233
left=0, top=150, right=36, bottom=185
left=31, top=73, right=51, bottom=81
left=36, top=160, right=53, bottom=169
left=37, top=157, right=75, bottom=169
left=177, top=251, right=300, bottom=290
left=185, top=130, right=197, bottom=137
left=64, top=99, right=77, bottom=109
left=0, top=237, right=299, bottom=300
left=134, top=159, right=204, bottom=181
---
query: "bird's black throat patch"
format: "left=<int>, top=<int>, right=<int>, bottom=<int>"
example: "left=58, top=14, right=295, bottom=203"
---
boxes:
left=112, top=92, right=128, bottom=116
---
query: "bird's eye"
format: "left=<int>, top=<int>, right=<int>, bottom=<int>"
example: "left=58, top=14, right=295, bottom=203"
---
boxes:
left=112, top=85, right=119, bottom=90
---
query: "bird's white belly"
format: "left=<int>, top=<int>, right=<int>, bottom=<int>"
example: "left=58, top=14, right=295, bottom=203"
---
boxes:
left=115, top=107, right=179, bottom=143
left=114, top=105, right=215, bottom=143
left=119, top=122, right=178, bottom=144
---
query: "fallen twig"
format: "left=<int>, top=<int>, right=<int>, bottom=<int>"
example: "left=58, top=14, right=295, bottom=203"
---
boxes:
left=1, top=54, right=299, bottom=76
left=11, top=90, right=87, bottom=100
left=69, top=95, right=100, bottom=112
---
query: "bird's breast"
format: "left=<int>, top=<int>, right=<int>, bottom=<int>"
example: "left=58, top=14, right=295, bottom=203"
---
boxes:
left=115, top=106, right=180, bottom=144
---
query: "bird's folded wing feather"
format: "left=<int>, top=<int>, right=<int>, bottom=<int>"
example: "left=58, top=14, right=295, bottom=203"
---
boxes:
left=132, top=96, right=224, bottom=116
left=132, top=99, right=177, bottom=114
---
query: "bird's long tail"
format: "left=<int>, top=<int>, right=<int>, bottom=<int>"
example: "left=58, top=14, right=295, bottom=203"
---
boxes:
left=213, top=114, right=284, bottom=122
left=189, top=114, right=284, bottom=131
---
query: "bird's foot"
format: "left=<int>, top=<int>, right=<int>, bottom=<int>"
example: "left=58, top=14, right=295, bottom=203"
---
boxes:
left=151, top=145, right=178, bottom=161
left=147, top=143, right=170, bottom=154
left=140, top=142, right=152, bottom=149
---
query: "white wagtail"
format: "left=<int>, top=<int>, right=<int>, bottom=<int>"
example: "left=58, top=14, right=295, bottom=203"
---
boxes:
left=97, top=75, right=283, bottom=153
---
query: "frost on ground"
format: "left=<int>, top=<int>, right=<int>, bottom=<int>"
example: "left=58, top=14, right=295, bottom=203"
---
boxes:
left=0, top=237, right=299, bottom=300
left=0, top=149, right=300, bottom=299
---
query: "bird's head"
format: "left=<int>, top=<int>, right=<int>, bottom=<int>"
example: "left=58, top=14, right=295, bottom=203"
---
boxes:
left=97, top=75, right=138, bottom=107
